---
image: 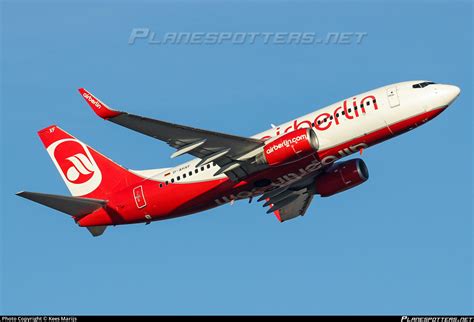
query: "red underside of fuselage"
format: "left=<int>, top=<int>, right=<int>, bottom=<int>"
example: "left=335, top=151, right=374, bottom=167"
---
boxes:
left=77, top=107, right=447, bottom=227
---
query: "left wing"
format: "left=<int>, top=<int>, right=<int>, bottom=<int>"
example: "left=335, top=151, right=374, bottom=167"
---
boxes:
left=79, top=88, right=266, bottom=181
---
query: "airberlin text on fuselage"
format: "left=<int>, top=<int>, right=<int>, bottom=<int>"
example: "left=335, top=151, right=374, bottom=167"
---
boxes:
left=261, top=95, right=378, bottom=140
left=214, top=142, right=368, bottom=205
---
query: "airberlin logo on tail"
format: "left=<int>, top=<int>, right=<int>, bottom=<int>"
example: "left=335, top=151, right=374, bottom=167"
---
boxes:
left=47, top=139, right=102, bottom=196
left=82, top=92, right=102, bottom=109
left=65, top=153, right=95, bottom=182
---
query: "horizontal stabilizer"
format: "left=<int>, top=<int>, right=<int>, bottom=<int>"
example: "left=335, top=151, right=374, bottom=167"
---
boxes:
left=16, top=191, right=107, bottom=217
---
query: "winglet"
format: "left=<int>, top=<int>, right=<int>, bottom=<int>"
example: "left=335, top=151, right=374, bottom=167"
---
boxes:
left=78, top=88, right=122, bottom=120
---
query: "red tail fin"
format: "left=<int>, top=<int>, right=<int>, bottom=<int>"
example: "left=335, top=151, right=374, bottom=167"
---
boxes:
left=38, top=125, right=143, bottom=198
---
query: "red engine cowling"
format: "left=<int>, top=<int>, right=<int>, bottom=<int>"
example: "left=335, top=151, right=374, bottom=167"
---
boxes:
left=257, top=128, right=319, bottom=166
left=314, top=159, right=369, bottom=197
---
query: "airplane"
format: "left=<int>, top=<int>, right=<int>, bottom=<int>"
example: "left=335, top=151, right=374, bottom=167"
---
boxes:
left=17, top=81, right=461, bottom=236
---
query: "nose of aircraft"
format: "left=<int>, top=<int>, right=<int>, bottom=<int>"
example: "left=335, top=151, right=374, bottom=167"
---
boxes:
left=441, top=84, right=461, bottom=106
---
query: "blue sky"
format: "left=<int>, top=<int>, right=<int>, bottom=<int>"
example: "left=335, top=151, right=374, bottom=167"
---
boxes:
left=1, top=0, right=472, bottom=315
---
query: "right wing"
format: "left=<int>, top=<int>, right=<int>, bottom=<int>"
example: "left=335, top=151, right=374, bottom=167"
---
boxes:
left=274, top=193, right=314, bottom=222
left=258, top=186, right=315, bottom=222
left=79, top=88, right=267, bottom=181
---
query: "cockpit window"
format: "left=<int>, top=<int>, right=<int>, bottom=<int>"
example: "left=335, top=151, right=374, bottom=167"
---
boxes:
left=412, top=81, right=436, bottom=89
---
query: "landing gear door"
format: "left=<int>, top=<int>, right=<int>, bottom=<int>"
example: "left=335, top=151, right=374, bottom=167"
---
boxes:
left=386, top=87, right=400, bottom=107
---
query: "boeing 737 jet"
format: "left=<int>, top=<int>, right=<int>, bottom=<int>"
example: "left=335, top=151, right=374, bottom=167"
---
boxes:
left=17, top=81, right=461, bottom=236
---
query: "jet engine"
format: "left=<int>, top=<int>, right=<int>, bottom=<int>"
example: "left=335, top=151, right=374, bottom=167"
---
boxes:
left=314, top=159, right=369, bottom=197
left=256, top=128, right=319, bottom=166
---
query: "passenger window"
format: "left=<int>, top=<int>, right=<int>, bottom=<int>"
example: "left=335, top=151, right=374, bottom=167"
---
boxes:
left=195, top=169, right=198, bottom=174
left=171, top=179, right=174, bottom=183
left=317, top=120, right=321, bottom=125
left=159, top=183, right=163, bottom=188
left=330, top=116, right=333, bottom=120
left=165, top=181, right=169, bottom=185
left=183, top=173, right=186, bottom=179
left=366, top=101, right=370, bottom=106
left=177, top=176, right=180, bottom=181
left=189, top=171, right=192, bottom=176
left=341, top=111, right=345, bottom=115
left=207, top=164, right=211, bottom=169
left=201, top=167, right=204, bottom=171
left=335, top=113, right=339, bottom=117
left=348, top=108, right=351, bottom=112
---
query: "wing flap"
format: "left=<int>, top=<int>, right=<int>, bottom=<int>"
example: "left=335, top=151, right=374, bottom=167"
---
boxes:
left=109, top=113, right=263, bottom=159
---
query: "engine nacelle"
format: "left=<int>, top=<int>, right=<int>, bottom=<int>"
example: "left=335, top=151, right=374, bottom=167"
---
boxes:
left=256, top=128, right=319, bottom=166
left=314, top=159, right=369, bottom=197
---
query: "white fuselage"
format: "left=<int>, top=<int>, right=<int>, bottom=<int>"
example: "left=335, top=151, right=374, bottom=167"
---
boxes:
left=138, top=80, right=459, bottom=184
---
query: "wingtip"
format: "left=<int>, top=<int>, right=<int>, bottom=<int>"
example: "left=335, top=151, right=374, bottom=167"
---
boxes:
left=78, top=88, right=121, bottom=119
